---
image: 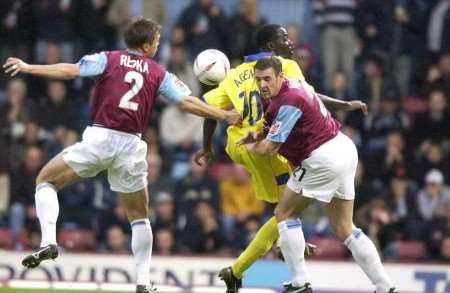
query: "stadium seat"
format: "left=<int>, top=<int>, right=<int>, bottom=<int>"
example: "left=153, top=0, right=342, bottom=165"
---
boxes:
left=307, top=236, right=347, bottom=260
left=392, top=240, right=426, bottom=261
left=58, top=229, right=97, bottom=252
left=0, top=228, right=13, bottom=249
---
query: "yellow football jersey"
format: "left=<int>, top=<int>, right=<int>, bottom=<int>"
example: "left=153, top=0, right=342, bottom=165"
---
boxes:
left=203, top=55, right=305, bottom=143
left=203, top=54, right=305, bottom=202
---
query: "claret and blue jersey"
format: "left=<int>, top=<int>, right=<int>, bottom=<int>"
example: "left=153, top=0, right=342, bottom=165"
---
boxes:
left=77, top=50, right=191, bottom=135
left=264, top=80, right=341, bottom=167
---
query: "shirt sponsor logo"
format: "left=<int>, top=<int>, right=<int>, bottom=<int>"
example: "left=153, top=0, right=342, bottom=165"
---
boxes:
left=269, top=121, right=282, bottom=135
left=174, top=77, right=189, bottom=91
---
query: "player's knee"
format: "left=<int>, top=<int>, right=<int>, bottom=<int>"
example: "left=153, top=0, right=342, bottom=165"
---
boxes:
left=331, top=221, right=353, bottom=242
left=125, top=207, right=149, bottom=223
left=36, top=169, right=50, bottom=186
left=274, top=204, right=293, bottom=222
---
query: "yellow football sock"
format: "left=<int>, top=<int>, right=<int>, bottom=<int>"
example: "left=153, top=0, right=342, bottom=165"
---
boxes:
left=231, top=216, right=279, bottom=279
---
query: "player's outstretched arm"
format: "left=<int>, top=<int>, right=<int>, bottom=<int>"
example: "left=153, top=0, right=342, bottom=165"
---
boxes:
left=194, top=119, right=217, bottom=166
left=178, top=96, right=241, bottom=125
left=3, top=57, right=79, bottom=80
left=317, top=93, right=368, bottom=115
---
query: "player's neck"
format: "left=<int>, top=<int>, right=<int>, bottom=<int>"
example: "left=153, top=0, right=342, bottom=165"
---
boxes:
left=126, top=49, right=145, bottom=56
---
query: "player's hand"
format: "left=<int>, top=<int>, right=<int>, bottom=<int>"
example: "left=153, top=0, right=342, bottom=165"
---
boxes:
left=3, top=57, right=30, bottom=76
left=194, top=148, right=215, bottom=166
left=225, top=109, right=242, bottom=126
left=347, top=100, right=368, bottom=115
left=237, top=131, right=259, bottom=146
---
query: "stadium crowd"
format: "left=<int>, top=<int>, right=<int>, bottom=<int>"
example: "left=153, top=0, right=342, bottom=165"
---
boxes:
left=0, top=0, right=449, bottom=263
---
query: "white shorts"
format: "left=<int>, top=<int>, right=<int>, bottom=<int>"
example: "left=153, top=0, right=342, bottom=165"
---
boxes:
left=286, top=132, right=358, bottom=203
left=62, top=126, right=148, bottom=193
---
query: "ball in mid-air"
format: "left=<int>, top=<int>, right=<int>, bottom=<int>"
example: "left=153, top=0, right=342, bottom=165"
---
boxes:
left=193, top=49, right=230, bottom=86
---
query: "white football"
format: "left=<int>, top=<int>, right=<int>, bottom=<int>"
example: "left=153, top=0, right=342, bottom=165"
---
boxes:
left=193, top=49, right=230, bottom=85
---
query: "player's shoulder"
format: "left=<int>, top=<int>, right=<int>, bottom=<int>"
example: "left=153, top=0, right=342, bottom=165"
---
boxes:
left=278, top=57, right=299, bottom=71
left=220, top=62, right=254, bottom=89
left=278, top=81, right=306, bottom=104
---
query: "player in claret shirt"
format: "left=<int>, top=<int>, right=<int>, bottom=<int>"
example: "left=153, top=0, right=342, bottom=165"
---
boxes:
left=238, top=57, right=397, bottom=293
left=3, top=17, right=240, bottom=293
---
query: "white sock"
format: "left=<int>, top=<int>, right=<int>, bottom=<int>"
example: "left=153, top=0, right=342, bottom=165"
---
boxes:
left=278, top=219, right=308, bottom=287
left=131, top=218, right=153, bottom=286
left=344, top=228, right=394, bottom=293
left=35, top=183, right=59, bottom=247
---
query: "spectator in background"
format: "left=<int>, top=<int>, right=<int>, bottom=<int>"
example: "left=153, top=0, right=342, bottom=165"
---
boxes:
left=0, top=0, right=33, bottom=69
left=287, top=22, right=320, bottom=90
left=0, top=158, right=10, bottom=225
left=425, top=200, right=450, bottom=260
left=365, top=95, right=409, bottom=153
left=227, top=0, right=266, bottom=65
left=181, top=201, right=225, bottom=253
left=151, top=191, right=178, bottom=234
left=154, top=228, right=178, bottom=256
left=414, top=142, right=450, bottom=186
left=365, top=130, right=412, bottom=184
left=357, top=54, right=398, bottom=114
left=410, top=88, right=450, bottom=146
left=174, top=159, right=219, bottom=222
left=160, top=106, right=203, bottom=180
left=427, top=0, right=450, bottom=58
left=8, top=146, right=44, bottom=248
left=357, top=0, right=423, bottom=97
left=176, top=0, right=229, bottom=57
left=423, top=53, right=450, bottom=96
left=74, top=0, right=116, bottom=56
left=102, top=225, right=129, bottom=253
left=147, top=153, right=172, bottom=197
left=31, top=0, right=75, bottom=63
left=354, top=161, right=378, bottom=209
left=9, top=122, right=48, bottom=169
left=0, top=78, right=31, bottom=140
left=59, top=178, right=95, bottom=229
left=355, top=197, right=391, bottom=249
left=327, top=71, right=352, bottom=102
left=439, top=235, right=450, bottom=261
left=165, top=44, right=200, bottom=96
left=34, top=80, right=76, bottom=132
left=219, top=164, right=265, bottom=240
left=417, top=169, right=450, bottom=222
left=96, top=198, right=131, bottom=248
left=326, top=71, right=354, bottom=124
left=313, top=0, right=358, bottom=91
left=379, top=174, right=418, bottom=251
left=108, top=0, right=165, bottom=50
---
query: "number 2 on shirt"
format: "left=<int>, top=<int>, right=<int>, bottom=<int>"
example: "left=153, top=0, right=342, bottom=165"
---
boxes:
left=119, top=71, right=143, bottom=111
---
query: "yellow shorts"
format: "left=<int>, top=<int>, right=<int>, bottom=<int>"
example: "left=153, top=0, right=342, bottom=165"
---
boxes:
left=226, top=139, right=291, bottom=203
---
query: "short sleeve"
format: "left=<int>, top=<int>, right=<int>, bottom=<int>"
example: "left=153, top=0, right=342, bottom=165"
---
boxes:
left=266, top=105, right=302, bottom=143
left=78, top=52, right=107, bottom=77
left=202, top=81, right=233, bottom=110
left=158, top=72, right=192, bottom=103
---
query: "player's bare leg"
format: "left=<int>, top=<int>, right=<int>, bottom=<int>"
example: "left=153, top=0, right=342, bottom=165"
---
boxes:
left=327, top=197, right=397, bottom=293
left=274, top=188, right=314, bottom=293
left=119, top=189, right=156, bottom=293
left=22, top=153, right=81, bottom=268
